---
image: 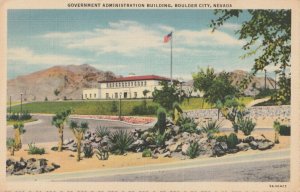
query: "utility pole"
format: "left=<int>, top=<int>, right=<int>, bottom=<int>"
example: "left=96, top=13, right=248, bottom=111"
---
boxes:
left=119, top=92, right=122, bottom=120
left=9, top=95, right=11, bottom=114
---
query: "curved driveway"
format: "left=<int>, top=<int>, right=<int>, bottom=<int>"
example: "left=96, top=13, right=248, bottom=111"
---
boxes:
left=7, top=115, right=152, bottom=144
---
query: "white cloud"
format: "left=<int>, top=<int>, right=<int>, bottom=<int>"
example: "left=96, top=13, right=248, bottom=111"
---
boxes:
left=40, top=20, right=244, bottom=56
left=221, top=23, right=241, bottom=30
left=8, top=47, right=87, bottom=65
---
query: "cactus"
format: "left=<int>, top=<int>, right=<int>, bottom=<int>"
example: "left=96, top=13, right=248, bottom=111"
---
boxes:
left=95, top=146, right=109, bottom=160
left=172, top=102, right=183, bottom=125
left=227, top=133, right=239, bottom=149
left=6, top=138, right=16, bottom=156
left=273, top=120, right=281, bottom=144
left=156, top=108, right=167, bottom=135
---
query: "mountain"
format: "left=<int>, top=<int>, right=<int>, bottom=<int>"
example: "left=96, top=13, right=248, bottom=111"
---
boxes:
left=7, top=64, right=117, bottom=101
left=183, top=70, right=276, bottom=96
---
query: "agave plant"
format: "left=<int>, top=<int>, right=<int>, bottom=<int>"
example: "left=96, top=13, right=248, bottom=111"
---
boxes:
left=6, top=138, right=16, bottom=156
left=13, top=122, right=25, bottom=150
left=69, top=120, right=89, bottom=161
left=201, top=120, right=222, bottom=134
left=95, top=126, right=110, bottom=138
left=109, top=130, right=134, bottom=155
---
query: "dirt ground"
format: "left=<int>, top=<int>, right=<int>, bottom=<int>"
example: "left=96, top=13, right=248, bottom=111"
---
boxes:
left=7, top=128, right=290, bottom=175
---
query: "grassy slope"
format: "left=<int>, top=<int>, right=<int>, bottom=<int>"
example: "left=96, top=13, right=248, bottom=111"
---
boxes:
left=9, top=97, right=253, bottom=115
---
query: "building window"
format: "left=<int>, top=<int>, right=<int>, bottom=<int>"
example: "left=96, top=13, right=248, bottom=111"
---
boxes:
left=125, top=82, right=127, bottom=87
left=134, top=81, right=137, bottom=86
left=90, top=94, right=92, bottom=98
left=144, top=81, right=147, bottom=86
left=138, top=81, right=140, bottom=86
left=122, top=82, right=124, bottom=87
left=141, top=81, right=143, bottom=86
left=94, top=94, right=96, bottom=98
left=134, top=92, right=137, bottom=98
left=115, top=93, right=118, bottom=99
left=131, top=82, right=133, bottom=86
left=119, top=82, right=121, bottom=87
left=85, top=94, right=87, bottom=99
left=106, top=93, right=109, bottom=99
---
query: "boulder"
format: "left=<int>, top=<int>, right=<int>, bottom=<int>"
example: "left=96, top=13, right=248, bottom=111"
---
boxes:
left=181, top=132, right=190, bottom=139
left=84, top=131, right=91, bottom=139
left=51, top=146, right=58, bottom=151
left=212, top=142, right=226, bottom=156
left=243, top=136, right=255, bottom=143
left=13, top=170, right=25, bottom=175
left=44, top=165, right=55, bottom=172
left=6, top=164, right=15, bottom=175
left=51, top=163, right=60, bottom=169
left=151, top=154, right=158, bottom=159
left=162, top=151, right=171, bottom=158
left=101, top=136, right=110, bottom=146
left=95, top=137, right=101, bottom=143
left=249, top=141, right=259, bottom=150
left=257, top=141, right=274, bottom=150
left=236, top=143, right=250, bottom=151
left=6, top=158, right=15, bottom=167
left=63, top=139, right=74, bottom=145
left=181, top=143, right=190, bottom=155
left=172, top=126, right=180, bottom=134
left=227, top=148, right=239, bottom=154
left=167, top=141, right=181, bottom=152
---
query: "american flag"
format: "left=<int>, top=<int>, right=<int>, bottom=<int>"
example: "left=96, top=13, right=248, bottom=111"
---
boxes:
left=163, top=32, right=172, bottom=43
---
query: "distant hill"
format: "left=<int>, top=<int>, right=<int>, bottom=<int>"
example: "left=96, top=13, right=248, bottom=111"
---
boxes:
left=183, top=70, right=275, bottom=96
left=7, top=64, right=117, bottom=101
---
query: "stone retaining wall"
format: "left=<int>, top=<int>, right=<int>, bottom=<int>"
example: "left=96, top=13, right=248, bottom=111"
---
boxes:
left=185, top=105, right=290, bottom=120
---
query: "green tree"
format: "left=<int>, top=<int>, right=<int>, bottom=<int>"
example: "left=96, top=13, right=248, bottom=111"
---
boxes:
left=193, top=67, right=237, bottom=107
left=143, top=89, right=150, bottom=98
left=51, top=109, right=71, bottom=152
left=152, top=81, right=185, bottom=112
left=69, top=121, right=89, bottom=161
left=54, top=89, right=60, bottom=96
left=211, top=10, right=291, bottom=104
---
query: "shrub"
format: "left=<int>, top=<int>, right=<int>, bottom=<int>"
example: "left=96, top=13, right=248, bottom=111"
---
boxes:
left=111, top=101, right=118, bottom=113
left=215, top=134, right=228, bottom=143
left=95, top=145, right=109, bottom=160
left=227, top=133, right=239, bottom=149
left=28, top=143, right=45, bottom=155
left=177, top=116, right=198, bottom=133
left=154, top=132, right=166, bottom=147
left=109, top=130, right=134, bottom=155
left=279, top=125, right=290, bottom=136
left=6, top=138, right=16, bottom=156
left=201, top=120, right=221, bottom=134
left=237, top=117, right=256, bottom=136
left=156, top=108, right=167, bottom=134
left=142, top=148, right=152, bottom=157
left=187, top=142, right=200, bottom=159
left=95, top=126, right=110, bottom=137
left=83, top=143, right=94, bottom=158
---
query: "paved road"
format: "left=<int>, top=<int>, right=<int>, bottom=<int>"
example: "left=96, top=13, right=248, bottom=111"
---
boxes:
left=7, top=115, right=152, bottom=144
left=7, top=149, right=290, bottom=182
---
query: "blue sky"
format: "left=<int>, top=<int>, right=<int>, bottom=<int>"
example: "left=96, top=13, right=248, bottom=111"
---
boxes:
left=7, top=9, right=275, bottom=80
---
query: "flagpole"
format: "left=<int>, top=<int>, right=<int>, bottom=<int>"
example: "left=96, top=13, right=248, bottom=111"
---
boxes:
left=170, top=31, right=173, bottom=85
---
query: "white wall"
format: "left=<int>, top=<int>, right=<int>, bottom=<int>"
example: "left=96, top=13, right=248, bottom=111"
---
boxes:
left=82, top=88, right=101, bottom=99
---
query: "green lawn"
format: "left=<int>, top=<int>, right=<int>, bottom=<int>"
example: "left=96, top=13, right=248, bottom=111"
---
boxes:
left=9, top=97, right=254, bottom=115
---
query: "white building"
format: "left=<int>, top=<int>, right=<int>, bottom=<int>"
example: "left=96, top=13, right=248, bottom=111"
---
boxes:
left=83, top=75, right=173, bottom=100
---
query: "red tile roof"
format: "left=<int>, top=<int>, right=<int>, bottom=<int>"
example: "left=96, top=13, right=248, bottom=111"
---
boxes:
left=99, top=75, right=172, bottom=83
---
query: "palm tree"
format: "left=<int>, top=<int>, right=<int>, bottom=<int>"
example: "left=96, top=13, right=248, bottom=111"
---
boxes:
left=13, top=122, right=24, bottom=150
left=51, top=109, right=71, bottom=152
left=69, top=120, right=89, bottom=161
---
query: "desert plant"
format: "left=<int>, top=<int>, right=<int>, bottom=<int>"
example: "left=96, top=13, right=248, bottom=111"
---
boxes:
left=156, top=107, right=167, bottom=134
left=83, top=143, right=94, bottom=158
left=172, top=102, right=183, bottom=124
left=201, top=120, right=221, bottom=134
left=95, top=145, right=109, bottom=160
left=279, top=125, right=290, bottom=136
left=215, top=134, right=228, bottom=143
left=177, top=116, right=198, bottom=133
left=52, top=109, right=71, bottom=152
left=237, top=117, right=256, bottom=136
left=13, top=122, right=25, bottom=150
left=28, top=143, right=45, bottom=155
left=154, top=132, right=166, bottom=147
left=142, top=148, right=152, bottom=157
left=109, top=130, right=134, bottom=155
left=6, top=138, right=16, bottom=156
left=69, top=120, right=89, bottom=161
left=95, top=126, right=110, bottom=138
left=227, top=133, right=239, bottom=149
left=273, top=120, right=281, bottom=143
left=186, top=142, right=200, bottom=159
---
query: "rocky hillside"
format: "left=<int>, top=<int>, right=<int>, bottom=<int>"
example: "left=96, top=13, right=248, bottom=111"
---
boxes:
left=7, top=64, right=117, bottom=101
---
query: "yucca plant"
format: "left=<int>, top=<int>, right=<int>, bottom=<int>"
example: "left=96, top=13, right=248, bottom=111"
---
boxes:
left=273, top=120, right=281, bottom=144
left=154, top=132, right=166, bottom=147
left=52, top=109, right=71, bottom=152
left=186, top=142, right=200, bottom=159
left=83, top=143, right=94, bottom=158
left=172, top=102, right=183, bottom=124
left=177, top=116, right=198, bottom=133
left=13, top=122, right=25, bottom=150
left=201, top=120, right=222, bottom=134
left=69, top=120, right=89, bottom=161
left=6, top=138, right=16, bottom=156
left=95, top=145, right=109, bottom=160
left=237, top=117, right=256, bottom=136
left=95, top=126, right=110, bottom=138
left=109, top=130, right=134, bottom=155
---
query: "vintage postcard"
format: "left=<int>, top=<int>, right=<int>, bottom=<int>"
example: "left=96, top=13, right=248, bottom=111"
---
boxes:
left=0, top=0, right=299, bottom=191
